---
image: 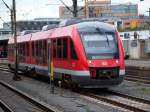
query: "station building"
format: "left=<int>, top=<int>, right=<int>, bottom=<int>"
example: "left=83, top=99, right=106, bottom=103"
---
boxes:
left=59, top=0, right=138, bottom=19
left=59, top=0, right=146, bottom=31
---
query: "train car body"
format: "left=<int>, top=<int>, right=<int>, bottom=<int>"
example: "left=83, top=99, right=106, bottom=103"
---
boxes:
left=8, top=20, right=125, bottom=88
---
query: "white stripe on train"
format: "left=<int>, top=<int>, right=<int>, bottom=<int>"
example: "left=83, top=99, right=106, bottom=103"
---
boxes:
left=9, top=61, right=125, bottom=76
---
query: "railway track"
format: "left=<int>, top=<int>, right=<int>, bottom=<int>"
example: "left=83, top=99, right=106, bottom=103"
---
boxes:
left=0, top=64, right=8, bottom=69
left=0, top=99, right=14, bottom=112
left=0, top=80, right=61, bottom=112
left=1, top=63, right=150, bottom=85
left=1, top=64, right=150, bottom=111
left=0, top=65, right=12, bottom=73
left=125, top=75, right=150, bottom=84
left=80, top=90, right=150, bottom=112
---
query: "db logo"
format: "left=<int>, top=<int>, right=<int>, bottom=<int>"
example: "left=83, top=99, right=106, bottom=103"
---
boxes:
left=102, top=61, right=108, bottom=66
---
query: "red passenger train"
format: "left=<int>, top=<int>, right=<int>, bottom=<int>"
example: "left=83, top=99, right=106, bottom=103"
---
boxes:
left=8, top=20, right=125, bottom=88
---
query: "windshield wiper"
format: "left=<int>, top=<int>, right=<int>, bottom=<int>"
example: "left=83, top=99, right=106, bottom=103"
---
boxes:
left=96, top=27, right=110, bottom=46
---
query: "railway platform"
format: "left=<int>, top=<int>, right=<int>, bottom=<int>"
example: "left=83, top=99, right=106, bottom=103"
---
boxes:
left=125, top=59, right=150, bottom=77
left=125, top=59, right=150, bottom=68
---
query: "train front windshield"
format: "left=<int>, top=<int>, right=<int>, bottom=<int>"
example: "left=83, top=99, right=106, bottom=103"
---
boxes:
left=77, top=21, right=119, bottom=60
left=80, top=31, right=118, bottom=60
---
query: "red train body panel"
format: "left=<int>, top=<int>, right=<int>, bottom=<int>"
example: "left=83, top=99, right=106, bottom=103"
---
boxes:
left=8, top=20, right=125, bottom=88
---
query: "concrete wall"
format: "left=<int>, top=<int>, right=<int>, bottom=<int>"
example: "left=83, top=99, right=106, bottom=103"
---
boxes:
left=122, top=39, right=150, bottom=59
left=129, top=40, right=141, bottom=59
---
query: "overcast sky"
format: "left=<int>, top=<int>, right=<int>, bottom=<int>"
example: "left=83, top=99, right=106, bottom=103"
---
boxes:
left=0, top=0, right=150, bottom=28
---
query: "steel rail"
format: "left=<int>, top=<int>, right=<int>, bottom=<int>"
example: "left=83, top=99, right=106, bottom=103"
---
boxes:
left=107, top=90, right=150, bottom=104
left=0, top=80, right=61, bottom=112
left=0, top=100, right=14, bottom=112
left=0, top=67, right=12, bottom=73
left=79, top=91, right=150, bottom=112
left=125, top=75, right=150, bottom=84
left=126, top=75, right=150, bottom=80
left=1, top=63, right=150, bottom=111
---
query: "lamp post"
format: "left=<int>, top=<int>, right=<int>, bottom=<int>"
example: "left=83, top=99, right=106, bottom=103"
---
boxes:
left=12, top=0, right=21, bottom=81
left=72, top=0, right=78, bottom=18
left=48, top=39, right=54, bottom=94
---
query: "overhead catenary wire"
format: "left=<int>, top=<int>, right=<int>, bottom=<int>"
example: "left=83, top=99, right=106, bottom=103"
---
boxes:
left=0, top=0, right=13, bottom=35
left=1, top=0, right=11, bottom=11
left=0, top=17, right=11, bottom=28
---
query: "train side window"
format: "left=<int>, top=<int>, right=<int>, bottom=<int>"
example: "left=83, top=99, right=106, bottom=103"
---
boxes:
left=18, top=43, right=21, bottom=58
left=52, top=39, right=56, bottom=58
left=18, top=43, right=20, bottom=55
left=20, top=43, right=23, bottom=56
left=70, top=39, right=78, bottom=60
left=36, top=41, right=38, bottom=57
left=43, top=40, right=47, bottom=64
left=23, top=43, right=25, bottom=56
left=8, top=45, right=10, bottom=56
left=19, top=43, right=22, bottom=61
left=39, top=40, right=42, bottom=57
left=32, top=41, right=34, bottom=56
left=45, top=40, right=47, bottom=63
left=57, top=38, right=62, bottom=59
left=63, top=38, right=68, bottom=59
left=10, top=44, right=12, bottom=56
left=26, top=42, right=29, bottom=56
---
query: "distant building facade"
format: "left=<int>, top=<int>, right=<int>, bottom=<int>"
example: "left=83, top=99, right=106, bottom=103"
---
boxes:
left=111, top=3, right=138, bottom=18
left=59, top=6, right=85, bottom=18
left=3, top=18, right=61, bottom=32
left=86, top=0, right=111, bottom=17
left=59, top=0, right=138, bottom=19
left=59, top=0, right=111, bottom=18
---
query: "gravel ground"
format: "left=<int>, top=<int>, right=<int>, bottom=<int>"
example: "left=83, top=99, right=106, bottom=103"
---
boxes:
left=0, top=71, right=130, bottom=112
left=0, top=107, right=4, bottom=112
left=0, top=84, right=44, bottom=112
left=110, top=80, right=150, bottom=101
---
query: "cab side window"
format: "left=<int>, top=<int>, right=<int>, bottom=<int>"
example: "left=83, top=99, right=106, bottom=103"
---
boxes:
left=70, top=39, right=78, bottom=60
left=63, top=38, right=68, bottom=59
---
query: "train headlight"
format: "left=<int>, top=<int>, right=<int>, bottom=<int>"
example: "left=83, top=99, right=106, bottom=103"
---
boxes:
left=88, top=60, right=92, bottom=63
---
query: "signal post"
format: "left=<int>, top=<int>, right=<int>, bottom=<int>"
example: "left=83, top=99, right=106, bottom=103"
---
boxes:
left=48, top=39, right=54, bottom=94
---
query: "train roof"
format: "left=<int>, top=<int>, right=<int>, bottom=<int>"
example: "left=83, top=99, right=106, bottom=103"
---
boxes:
left=8, top=34, right=31, bottom=44
left=59, top=19, right=115, bottom=30
left=9, top=19, right=116, bottom=44
left=31, top=30, right=51, bottom=41
left=75, top=21, right=116, bottom=32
